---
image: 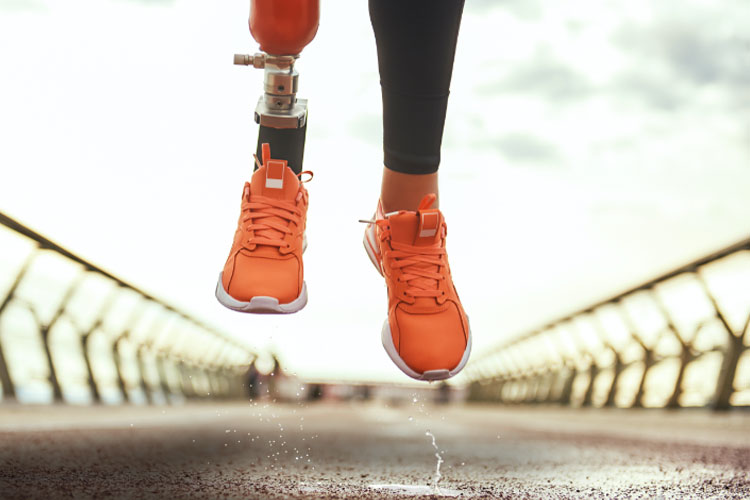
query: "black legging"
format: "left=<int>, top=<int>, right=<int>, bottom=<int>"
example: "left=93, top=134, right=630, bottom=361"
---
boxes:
left=369, top=0, right=465, bottom=175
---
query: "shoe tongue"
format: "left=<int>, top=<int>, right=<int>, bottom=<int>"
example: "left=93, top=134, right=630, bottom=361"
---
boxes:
left=388, top=209, right=443, bottom=247
left=245, top=159, right=299, bottom=255
left=250, top=158, right=299, bottom=201
left=389, top=208, right=444, bottom=307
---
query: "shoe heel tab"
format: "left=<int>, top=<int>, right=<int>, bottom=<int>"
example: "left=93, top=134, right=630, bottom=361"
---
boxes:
left=418, top=193, right=437, bottom=211
left=261, top=142, right=271, bottom=166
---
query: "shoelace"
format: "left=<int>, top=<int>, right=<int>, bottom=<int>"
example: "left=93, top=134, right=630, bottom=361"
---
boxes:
left=242, top=195, right=302, bottom=251
left=371, top=218, right=447, bottom=300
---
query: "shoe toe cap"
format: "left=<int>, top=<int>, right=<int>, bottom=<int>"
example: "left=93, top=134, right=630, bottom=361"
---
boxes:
left=224, top=253, right=301, bottom=304
left=392, top=302, right=468, bottom=374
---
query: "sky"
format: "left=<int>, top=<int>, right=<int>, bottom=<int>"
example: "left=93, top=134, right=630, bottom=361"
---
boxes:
left=0, top=0, right=748, bottom=384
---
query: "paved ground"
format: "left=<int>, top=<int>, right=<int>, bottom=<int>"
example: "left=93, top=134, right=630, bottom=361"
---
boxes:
left=0, top=400, right=748, bottom=499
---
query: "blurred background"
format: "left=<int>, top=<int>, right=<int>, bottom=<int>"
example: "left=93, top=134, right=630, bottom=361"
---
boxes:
left=0, top=0, right=748, bottom=408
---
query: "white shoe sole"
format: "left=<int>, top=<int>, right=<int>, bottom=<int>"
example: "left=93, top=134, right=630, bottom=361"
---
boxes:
left=215, top=273, right=307, bottom=314
left=215, top=235, right=308, bottom=314
left=363, top=222, right=472, bottom=381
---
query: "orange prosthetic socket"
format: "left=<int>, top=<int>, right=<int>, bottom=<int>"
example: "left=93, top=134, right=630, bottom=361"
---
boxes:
left=249, top=0, right=319, bottom=56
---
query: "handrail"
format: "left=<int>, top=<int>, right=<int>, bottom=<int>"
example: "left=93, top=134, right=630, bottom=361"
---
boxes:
left=0, top=211, right=254, bottom=404
left=466, top=236, right=750, bottom=410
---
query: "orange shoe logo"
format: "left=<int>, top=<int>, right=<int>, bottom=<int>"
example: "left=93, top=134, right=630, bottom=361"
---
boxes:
left=265, top=159, right=286, bottom=189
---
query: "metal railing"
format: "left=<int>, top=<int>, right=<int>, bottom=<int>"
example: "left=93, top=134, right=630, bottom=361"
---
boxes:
left=466, top=237, right=750, bottom=410
left=0, top=212, right=254, bottom=404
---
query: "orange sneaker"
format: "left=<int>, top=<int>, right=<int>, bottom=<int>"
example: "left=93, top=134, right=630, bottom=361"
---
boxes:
left=362, top=194, right=471, bottom=380
left=216, top=143, right=310, bottom=314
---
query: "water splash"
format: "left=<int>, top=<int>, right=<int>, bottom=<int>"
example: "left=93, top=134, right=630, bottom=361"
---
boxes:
left=425, top=430, right=444, bottom=494
left=368, top=484, right=461, bottom=497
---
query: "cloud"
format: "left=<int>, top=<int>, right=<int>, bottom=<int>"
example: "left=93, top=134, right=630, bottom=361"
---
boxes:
left=611, top=2, right=750, bottom=111
left=618, top=21, right=750, bottom=89
left=479, top=52, right=593, bottom=102
left=347, top=112, right=381, bottom=145
left=467, top=0, right=542, bottom=20
left=0, top=0, right=47, bottom=12
left=118, top=0, right=176, bottom=6
left=611, top=71, right=688, bottom=111
left=492, top=132, right=561, bottom=164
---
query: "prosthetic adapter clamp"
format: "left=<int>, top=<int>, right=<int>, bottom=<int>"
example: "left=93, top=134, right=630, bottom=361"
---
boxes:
left=233, top=52, right=308, bottom=130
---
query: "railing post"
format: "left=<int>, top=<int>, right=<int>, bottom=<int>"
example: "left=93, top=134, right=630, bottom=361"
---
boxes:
left=711, top=331, right=745, bottom=411
left=155, top=354, right=174, bottom=402
left=617, top=302, right=653, bottom=408
left=695, top=273, right=747, bottom=411
left=111, top=300, right=147, bottom=404
left=0, top=339, right=14, bottom=402
left=39, top=272, right=89, bottom=403
left=112, top=339, right=129, bottom=403
left=667, top=346, right=691, bottom=409
left=604, top=347, right=624, bottom=408
left=135, top=347, right=154, bottom=404
left=81, top=335, right=101, bottom=403
left=559, top=364, right=575, bottom=406
left=591, top=312, right=625, bottom=408
left=0, top=252, right=38, bottom=401
left=179, top=361, right=196, bottom=398
left=581, top=361, right=597, bottom=407
left=650, top=289, right=691, bottom=409
left=634, top=347, right=654, bottom=408
left=78, top=288, right=120, bottom=404
left=38, top=329, right=65, bottom=402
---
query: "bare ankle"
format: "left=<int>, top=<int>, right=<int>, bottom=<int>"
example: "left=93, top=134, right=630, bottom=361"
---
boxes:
left=380, top=166, right=439, bottom=213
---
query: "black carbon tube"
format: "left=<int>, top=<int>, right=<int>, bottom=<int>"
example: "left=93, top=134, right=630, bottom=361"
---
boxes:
left=255, top=123, right=307, bottom=175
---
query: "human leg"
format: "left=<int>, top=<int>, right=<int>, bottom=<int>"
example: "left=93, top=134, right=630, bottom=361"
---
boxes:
left=364, top=0, right=470, bottom=381
left=369, top=0, right=465, bottom=212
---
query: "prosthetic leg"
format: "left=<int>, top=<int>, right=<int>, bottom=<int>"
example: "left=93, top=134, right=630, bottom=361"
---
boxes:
left=234, top=0, right=319, bottom=175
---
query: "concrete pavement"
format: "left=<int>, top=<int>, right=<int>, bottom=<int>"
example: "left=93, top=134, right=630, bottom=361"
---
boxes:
left=0, top=401, right=748, bottom=499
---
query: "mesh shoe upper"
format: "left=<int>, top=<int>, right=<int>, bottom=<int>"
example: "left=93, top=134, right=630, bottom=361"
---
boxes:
left=221, top=144, right=309, bottom=305
left=372, top=194, right=470, bottom=374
